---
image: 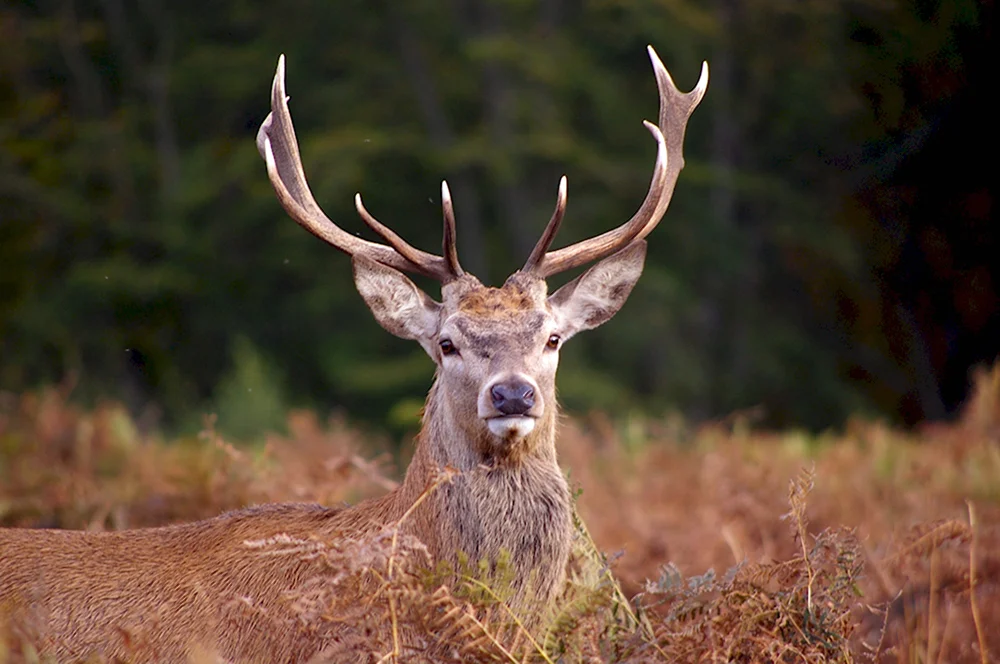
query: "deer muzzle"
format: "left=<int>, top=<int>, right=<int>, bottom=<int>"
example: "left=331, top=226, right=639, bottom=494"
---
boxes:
left=479, top=374, right=542, bottom=440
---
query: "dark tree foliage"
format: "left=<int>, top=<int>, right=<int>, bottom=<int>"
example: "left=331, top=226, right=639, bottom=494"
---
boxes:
left=0, top=0, right=993, bottom=435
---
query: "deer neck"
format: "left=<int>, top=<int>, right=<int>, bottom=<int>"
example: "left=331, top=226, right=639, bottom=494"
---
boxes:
left=396, top=378, right=572, bottom=601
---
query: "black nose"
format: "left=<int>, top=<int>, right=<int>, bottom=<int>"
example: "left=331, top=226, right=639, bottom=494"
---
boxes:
left=490, top=380, right=535, bottom=416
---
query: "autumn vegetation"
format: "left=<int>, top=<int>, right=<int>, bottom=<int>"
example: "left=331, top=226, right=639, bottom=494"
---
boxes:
left=2, top=365, right=997, bottom=662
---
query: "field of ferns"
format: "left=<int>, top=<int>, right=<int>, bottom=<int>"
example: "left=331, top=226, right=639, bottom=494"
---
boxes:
left=2, top=366, right=999, bottom=662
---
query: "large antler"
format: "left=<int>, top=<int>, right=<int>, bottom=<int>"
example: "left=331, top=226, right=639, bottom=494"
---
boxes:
left=256, top=55, right=462, bottom=282
left=522, top=46, right=709, bottom=278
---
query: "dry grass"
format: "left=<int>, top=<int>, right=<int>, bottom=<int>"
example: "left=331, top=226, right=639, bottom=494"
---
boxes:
left=2, top=365, right=999, bottom=662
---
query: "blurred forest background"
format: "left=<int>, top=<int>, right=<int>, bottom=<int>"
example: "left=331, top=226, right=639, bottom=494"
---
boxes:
left=0, top=0, right=994, bottom=439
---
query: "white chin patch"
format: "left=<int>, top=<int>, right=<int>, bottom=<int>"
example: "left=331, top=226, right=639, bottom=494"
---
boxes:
left=486, top=416, right=535, bottom=441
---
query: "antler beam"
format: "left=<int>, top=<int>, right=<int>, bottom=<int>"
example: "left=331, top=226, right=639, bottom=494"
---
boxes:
left=522, top=46, right=709, bottom=278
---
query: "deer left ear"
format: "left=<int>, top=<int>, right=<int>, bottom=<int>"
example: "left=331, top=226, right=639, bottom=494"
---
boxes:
left=548, top=240, right=646, bottom=340
left=353, top=255, right=441, bottom=343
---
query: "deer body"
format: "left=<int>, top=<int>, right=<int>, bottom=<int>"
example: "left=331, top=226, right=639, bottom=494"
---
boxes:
left=1, top=395, right=569, bottom=662
left=0, top=47, right=706, bottom=661
left=2, top=504, right=357, bottom=662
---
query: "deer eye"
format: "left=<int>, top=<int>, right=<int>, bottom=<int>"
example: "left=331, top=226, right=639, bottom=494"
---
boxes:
left=546, top=334, right=561, bottom=350
left=439, top=339, right=457, bottom=356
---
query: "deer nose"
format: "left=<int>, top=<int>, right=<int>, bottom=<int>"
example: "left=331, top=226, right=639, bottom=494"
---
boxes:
left=490, top=380, right=535, bottom=416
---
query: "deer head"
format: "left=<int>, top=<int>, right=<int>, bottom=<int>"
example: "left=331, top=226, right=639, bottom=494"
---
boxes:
left=256, top=48, right=708, bottom=470
left=349, top=241, right=647, bottom=466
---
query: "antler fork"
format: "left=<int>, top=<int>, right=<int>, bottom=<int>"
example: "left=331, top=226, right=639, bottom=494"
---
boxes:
left=522, top=46, right=708, bottom=278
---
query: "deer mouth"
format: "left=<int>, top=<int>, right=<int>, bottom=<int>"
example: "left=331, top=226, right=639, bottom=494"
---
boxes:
left=486, top=415, right=536, bottom=440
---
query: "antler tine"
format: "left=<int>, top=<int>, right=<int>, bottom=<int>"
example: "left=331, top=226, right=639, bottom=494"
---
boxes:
left=525, top=47, right=708, bottom=279
left=522, top=176, right=567, bottom=274
left=352, top=193, right=448, bottom=279
left=525, top=121, right=668, bottom=278
left=257, top=55, right=454, bottom=282
left=440, top=181, right=463, bottom=278
left=637, top=48, right=709, bottom=241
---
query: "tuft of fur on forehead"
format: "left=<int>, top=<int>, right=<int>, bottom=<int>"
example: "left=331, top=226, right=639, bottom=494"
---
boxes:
left=458, top=287, right=533, bottom=317
left=456, top=273, right=548, bottom=318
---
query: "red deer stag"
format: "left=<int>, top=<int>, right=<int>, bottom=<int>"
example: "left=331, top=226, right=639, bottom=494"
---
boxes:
left=0, top=47, right=707, bottom=662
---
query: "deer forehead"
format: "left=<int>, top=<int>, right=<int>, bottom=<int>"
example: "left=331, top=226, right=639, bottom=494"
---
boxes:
left=451, top=311, right=549, bottom=350
left=452, top=274, right=548, bottom=316
left=442, top=281, right=554, bottom=357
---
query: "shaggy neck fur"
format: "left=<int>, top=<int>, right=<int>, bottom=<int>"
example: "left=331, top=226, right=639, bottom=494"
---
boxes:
left=395, top=377, right=571, bottom=605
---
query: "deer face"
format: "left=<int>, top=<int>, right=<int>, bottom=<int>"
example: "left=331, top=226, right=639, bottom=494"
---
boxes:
left=437, top=273, right=555, bottom=446
left=352, top=241, right=646, bottom=460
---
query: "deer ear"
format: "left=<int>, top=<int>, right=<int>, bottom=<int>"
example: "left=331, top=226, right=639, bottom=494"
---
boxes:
left=352, top=255, right=440, bottom=342
left=548, top=240, right=646, bottom=340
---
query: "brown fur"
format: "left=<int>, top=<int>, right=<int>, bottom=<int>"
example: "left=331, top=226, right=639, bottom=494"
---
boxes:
left=457, top=280, right=537, bottom=316
left=0, top=404, right=567, bottom=661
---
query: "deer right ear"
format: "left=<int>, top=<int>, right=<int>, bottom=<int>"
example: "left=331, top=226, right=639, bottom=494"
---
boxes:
left=548, top=240, right=646, bottom=340
left=352, top=255, right=441, bottom=343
